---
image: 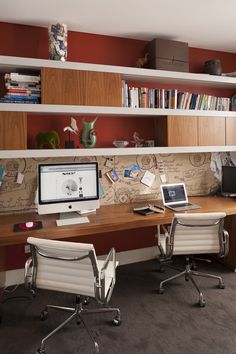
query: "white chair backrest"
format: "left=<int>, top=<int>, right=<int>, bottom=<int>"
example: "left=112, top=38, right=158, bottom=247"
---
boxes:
left=170, top=212, right=226, bottom=255
left=27, top=237, right=99, bottom=297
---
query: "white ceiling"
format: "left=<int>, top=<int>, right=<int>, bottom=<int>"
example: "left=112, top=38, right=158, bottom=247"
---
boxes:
left=1, top=0, right=236, bottom=53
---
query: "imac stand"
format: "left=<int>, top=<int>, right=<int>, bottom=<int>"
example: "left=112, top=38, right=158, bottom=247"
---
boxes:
left=56, top=212, right=90, bottom=227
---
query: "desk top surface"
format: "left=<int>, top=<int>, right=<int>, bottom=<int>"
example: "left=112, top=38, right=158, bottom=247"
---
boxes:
left=0, top=196, right=236, bottom=246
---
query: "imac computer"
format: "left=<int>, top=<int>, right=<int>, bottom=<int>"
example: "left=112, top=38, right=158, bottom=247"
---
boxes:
left=37, top=162, right=100, bottom=226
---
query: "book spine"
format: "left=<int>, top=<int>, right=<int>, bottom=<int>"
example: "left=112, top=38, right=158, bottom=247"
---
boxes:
left=5, top=73, right=41, bottom=82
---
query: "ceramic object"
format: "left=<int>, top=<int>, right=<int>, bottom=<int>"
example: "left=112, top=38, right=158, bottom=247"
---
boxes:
left=81, top=117, right=97, bottom=148
left=203, top=59, right=222, bottom=76
left=113, top=140, right=129, bottom=148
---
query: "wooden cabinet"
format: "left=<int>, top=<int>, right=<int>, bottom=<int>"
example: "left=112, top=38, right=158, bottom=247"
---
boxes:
left=226, top=117, right=236, bottom=145
left=198, top=116, right=225, bottom=146
left=219, top=215, right=236, bottom=271
left=155, top=115, right=226, bottom=147
left=0, top=111, right=27, bottom=149
left=154, top=115, right=198, bottom=146
left=0, top=56, right=236, bottom=156
left=41, top=68, right=122, bottom=106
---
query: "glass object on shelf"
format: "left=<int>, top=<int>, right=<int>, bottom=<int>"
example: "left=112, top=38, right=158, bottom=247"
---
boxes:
left=131, top=132, right=144, bottom=147
left=48, top=23, right=68, bottom=61
left=113, top=140, right=129, bottom=148
left=81, top=117, right=97, bottom=148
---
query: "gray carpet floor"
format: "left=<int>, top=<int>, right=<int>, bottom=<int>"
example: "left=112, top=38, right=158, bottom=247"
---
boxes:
left=1, top=257, right=236, bottom=354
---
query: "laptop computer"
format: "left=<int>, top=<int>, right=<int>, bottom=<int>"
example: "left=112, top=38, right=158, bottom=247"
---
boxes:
left=160, top=183, right=201, bottom=211
left=221, top=166, right=236, bottom=197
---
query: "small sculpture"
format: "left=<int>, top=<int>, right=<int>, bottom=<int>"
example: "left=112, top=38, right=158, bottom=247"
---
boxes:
left=36, top=130, right=60, bottom=149
left=64, top=117, right=79, bottom=148
left=81, top=117, right=98, bottom=148
left=48, top=23, right=68, bottom=61
left=136, top=53, right=149, bottom=68
left=132, top=131, right=144, bottom=147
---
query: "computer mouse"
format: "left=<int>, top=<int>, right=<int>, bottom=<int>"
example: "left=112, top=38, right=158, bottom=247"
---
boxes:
left=25, top=221, right=34, bottom=228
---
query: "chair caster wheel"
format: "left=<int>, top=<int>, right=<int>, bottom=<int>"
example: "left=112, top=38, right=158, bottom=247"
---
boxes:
left=158, top=288, right=164, bottom=294
left=199, top=294, right=206, bottom=307
left=219, top=283, right=225, bottom=289
left=94, top=341, right=99, bottom=354
left=113, top=316, right=121, bottom=326
left=40, top=310, right=48, bottom=321
left=158, top=266, right=165, bottom=273
left=36, top=349, right=45, bottom=354
left=191, top=264, right=198, bottom=271
left=83, top=297, right=90, bottom=305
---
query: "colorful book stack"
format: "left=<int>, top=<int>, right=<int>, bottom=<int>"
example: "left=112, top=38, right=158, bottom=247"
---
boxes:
left=122, top=80, right=232, bottom=111
left=1, top=72, right=41, bottom=103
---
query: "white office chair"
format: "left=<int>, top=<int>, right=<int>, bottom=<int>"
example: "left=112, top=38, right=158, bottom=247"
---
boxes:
left=157, top=212, right=229, bottom=307
left=25, top=237, right=121, bottom=354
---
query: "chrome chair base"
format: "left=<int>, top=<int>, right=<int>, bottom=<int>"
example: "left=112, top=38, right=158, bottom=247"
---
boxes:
left=158, top=257, right=225, bottom=307
left=37, top=295, right=121, bottom=354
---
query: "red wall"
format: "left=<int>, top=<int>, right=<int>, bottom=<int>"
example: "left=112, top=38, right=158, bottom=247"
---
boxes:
left=1, top=22, right=236, bottom=270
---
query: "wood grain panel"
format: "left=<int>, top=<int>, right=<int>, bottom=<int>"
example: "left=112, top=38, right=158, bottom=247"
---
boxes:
left=0, top=247, right=6, bottom=291
left=1, top=196, right=236, bottom=247
left=167, top=115, right=198, bottom=146
left=226, top=117, right=236, bottom=145
left=41, top=67, right=122, bottom=106
left=220, top=215, right=236, bottom=270
left=0, top=112, right=27, bottom=149
left=154, top=116, right=168, bottom=146
left=198, top=116, right=225, bottom=146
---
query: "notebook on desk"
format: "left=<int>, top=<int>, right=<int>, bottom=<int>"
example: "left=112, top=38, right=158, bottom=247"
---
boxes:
left=221, top=166, right=236, bottom=197
left=160, top=183, right=201, bottom=211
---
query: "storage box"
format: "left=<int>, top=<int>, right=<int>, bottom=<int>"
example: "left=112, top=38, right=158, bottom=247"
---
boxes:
left=145, top=38, right=189, bottom=72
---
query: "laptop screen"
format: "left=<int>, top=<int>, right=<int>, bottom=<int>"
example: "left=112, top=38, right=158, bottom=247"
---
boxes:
left=222, top=166, right=236, bottom=193
left=161, top=183, right=188, bottom=205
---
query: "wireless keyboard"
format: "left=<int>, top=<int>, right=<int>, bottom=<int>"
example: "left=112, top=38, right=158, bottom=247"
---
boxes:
left=56, top=216, right=89, bottom=226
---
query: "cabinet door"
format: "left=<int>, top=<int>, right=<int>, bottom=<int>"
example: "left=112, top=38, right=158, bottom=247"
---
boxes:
left=220, top=215, right=236, bottom=270
left=41, top=68, right=122, bottom=106
left=226, top=117, right=236, bottom=145
left=167, top=115, right=198, bottom=146
left=0, top=112, right=27, bottom=149
left=198, top=116, right=225, bottom=146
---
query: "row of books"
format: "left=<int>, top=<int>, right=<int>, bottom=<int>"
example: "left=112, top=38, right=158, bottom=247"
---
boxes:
left=1, top=72, right=41, bottom=103
left=122, top=81, right=232, bottom=111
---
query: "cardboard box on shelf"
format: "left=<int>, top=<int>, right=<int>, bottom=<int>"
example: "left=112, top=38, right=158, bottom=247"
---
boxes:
left=145, top=38, right=189, bottom=72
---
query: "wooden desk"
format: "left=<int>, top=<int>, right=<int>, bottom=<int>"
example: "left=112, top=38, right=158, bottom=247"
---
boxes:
left=0, top=196, right=236, bottom=273
left=1, top=196, right=236, bottom=247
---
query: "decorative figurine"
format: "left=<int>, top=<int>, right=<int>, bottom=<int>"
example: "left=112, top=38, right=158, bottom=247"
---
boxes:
left=63, top=117, right=79, bottom=148
left=81, top=117, right=98, bottom=148
left=48, top=23, right=68, bottom=61
left=36, top=130, right=60, bottom=149
left=136, top=53, right=149, bottom=68
left=131, top=131, right=144, bottom=147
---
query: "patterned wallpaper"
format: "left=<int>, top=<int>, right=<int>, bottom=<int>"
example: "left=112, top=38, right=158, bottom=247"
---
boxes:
left=0, top=152, right=219, bottom=214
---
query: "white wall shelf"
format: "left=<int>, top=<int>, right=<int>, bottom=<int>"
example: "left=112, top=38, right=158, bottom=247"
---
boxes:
left=1, top=55, right=236, bottom=159
left=1, top=146, right=236, bottom=159
left=0, top=104, right=236, bottom=118
left=1, top=55, right=236, bottom=88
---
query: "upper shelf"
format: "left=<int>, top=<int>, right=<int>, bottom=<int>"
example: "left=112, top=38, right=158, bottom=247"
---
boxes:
left=1, top=146, right=236, bottom=159
left=1, top=55, right=236, bottom=89
left=1, top=104, right=236, bottom=117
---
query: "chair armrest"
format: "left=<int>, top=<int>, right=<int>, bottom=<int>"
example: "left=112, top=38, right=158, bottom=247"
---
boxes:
left=100, top=248, right=117, bottom=304
left=24, top=257, right=34, bottom=292
left=101, top=247, right=116, bottom=275
left=222, top=229, right=229, bottom=257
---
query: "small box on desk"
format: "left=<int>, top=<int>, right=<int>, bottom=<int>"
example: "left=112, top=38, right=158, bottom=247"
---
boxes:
left=145, top=38, right=189, bottom=72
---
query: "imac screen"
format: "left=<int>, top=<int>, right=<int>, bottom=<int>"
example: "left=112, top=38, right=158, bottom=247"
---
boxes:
left=38, top=162, right=99, bottom=215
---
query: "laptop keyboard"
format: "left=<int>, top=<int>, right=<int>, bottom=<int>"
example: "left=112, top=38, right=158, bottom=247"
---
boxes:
left=170, top=202, right=192, bottom=208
